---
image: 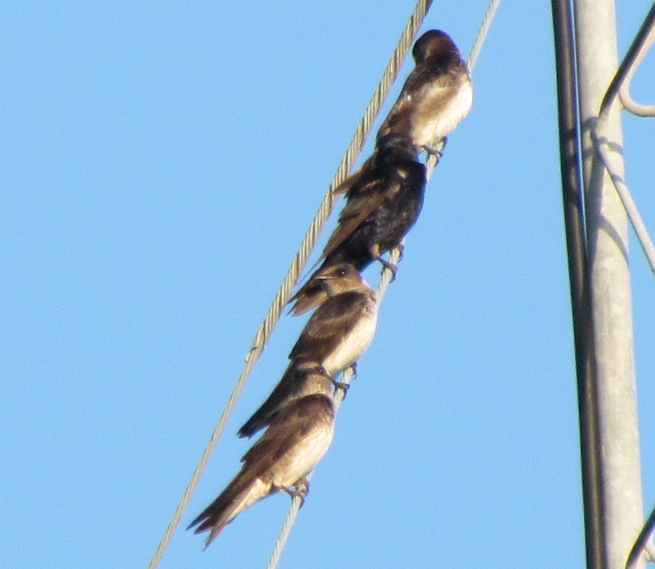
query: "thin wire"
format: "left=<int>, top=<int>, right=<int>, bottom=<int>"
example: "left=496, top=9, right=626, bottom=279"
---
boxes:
left=626, top=502, right=655, bottom=569
left=146, top=2, right=433, bottom=568
left=591, top=4, right=655, bottom=273
left=266, top=146, right=440, bottom=569
left=592, top=4, right=655, bottom=278
left=263, top=0, right=503, bottom=557
left=467, top=0, right=501, bottom=72
left=614, top=1, right=655, bottom=118
left=264, top=365, right=354, bottom=569
left=591, top=132, right=655, bottom=278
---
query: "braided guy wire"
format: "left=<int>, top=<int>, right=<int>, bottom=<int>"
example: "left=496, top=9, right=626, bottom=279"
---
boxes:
left=145, top=2, right=434, bottom=568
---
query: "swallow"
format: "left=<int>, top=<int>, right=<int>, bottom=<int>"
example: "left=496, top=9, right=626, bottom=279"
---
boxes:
left=377, top=29, right=473, bottom=155
left=188, top=372, right=336, bottom=547
left=240, top=264, right=378, bottom=437
left=288, top=263, right=378, bottom=373
left=290, top=134, right=425, bottom=315
left=238, top=360, right=331, bottom=439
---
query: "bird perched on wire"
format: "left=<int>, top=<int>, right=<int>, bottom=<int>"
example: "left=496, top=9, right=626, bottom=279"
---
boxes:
left=288, top=263, right=378, bottom=371
left=239, top=263, right=378, bottom=437
left=238, top=361, right=334, bottom=439
left=188, top=371, right=336, bottom=547
left=289, top=134, right=425, bottom=315
left=377, top=29, right=473, bottom=156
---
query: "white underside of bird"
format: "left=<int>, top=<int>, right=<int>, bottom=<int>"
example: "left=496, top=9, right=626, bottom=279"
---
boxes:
left=321, top=306, right=378, bottom=376
left=412, top=77, right=473, bottom=147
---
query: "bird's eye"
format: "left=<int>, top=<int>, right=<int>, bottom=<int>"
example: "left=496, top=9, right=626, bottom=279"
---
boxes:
left=338, top=268, right=346, bottom=277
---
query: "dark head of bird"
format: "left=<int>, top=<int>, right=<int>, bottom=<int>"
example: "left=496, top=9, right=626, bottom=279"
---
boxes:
left=375, top=132, right=420, bottom=163
left=315, top=263, right=368, bottom=296
left=412, top=29, right=460, bottom=64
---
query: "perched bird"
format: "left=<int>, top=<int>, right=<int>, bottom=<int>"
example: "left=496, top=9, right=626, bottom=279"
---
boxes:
left=240, top=264, right=378, bottom=437
left=288, top=263, right=378, bottom=372
left=238, top=360, right=332, bottom=439
left=188, top=372, right=336, bottom=547
left=377, top=29, right=473, bottom=155
left=290, top=135, right=425, bottom=315
left=320, top=134, right=426, bottom=272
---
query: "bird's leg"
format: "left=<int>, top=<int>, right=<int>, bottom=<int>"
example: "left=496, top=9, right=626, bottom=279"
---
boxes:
left=329, top=377, right=350, bottom=397
left=371, top=243, right=398, bottom=280
left=295, top=476, right=310, bottom=494
left=317, top=364, right=349, bottom=395
left=278, top=478, right=310, bottom=507
left=378, top=257, right=398, bottom=280
left=423, top=137, right=447, bottom=161
left=278, top=487, right=306, bottom=507
left=396, top=243, right=405, bottom=261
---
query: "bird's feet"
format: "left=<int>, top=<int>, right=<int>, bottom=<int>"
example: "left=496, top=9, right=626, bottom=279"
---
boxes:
left=279, top=478, right=310, bottom=507
left=330, top=377, right=350, bottom=398
left=379, top=258, right=398, bottom=281
left=423, top=137, right=447, bottom=162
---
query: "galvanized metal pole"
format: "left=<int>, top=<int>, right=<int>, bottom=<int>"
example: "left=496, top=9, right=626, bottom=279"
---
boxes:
left=572, top=2, right=645, bottom=569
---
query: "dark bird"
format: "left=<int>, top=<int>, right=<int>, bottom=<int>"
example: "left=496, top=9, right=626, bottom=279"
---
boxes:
left=188, top=371, right=336, bottom=547
left=240, top=264, right=378, bottom=437
left=290, top=134, right=425, bottom=315
left=377, top=29, right=473, bottom=155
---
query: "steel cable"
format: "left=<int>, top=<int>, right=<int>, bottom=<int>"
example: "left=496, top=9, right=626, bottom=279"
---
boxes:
left=145, top=2, right=434, bottom=568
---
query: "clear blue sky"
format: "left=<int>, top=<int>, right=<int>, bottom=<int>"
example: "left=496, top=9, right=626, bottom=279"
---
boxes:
left=2, top=2, right=654, bottom=568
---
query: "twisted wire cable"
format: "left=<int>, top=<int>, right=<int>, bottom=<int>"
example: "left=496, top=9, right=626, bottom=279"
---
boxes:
left=264, top=1, right=501, bottom=565
left=145, top=2, right=433, bottom=568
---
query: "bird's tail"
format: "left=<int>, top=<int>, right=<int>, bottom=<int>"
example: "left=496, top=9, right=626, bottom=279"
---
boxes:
left=187, top=474, right=269, bottom=547
left=288, top=274, right=328, bottom=316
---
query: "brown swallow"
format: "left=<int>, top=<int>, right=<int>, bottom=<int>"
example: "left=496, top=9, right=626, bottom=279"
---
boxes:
left=239, top=264, right=378, bottom=437
left=290, top=134, right=425, bottom=315
left=188, top=372, right=336, bottom=547
left=377, top=29, right=472, bottom=155
left=237, top=360, right=331, bottom=439
left=288, top=263, right=378, bottom=373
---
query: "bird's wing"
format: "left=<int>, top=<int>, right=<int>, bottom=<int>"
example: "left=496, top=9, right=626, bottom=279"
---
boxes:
left=321, top=174, right=405, bottom=262
left=237, top=364, right=299, bottom=438
left=241, top=395, right=334, bottom=467
left=289, top=292, right=369, bottom=361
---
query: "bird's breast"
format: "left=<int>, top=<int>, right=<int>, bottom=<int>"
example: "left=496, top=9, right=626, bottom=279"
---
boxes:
left=271, top=422, right=335, bottom=488
left=321, top=302, right=378, bottom=375
left=412, top=76, right=473, bottom=146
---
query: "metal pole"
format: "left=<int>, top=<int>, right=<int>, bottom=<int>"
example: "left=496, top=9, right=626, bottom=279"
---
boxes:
left=550, top=2, right=604, bottom=568
left=572, top=1, right=645, bottom=569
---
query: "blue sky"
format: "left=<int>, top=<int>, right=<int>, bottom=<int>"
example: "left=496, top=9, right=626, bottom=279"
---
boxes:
left=1, top=2, right=654, bottom=568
